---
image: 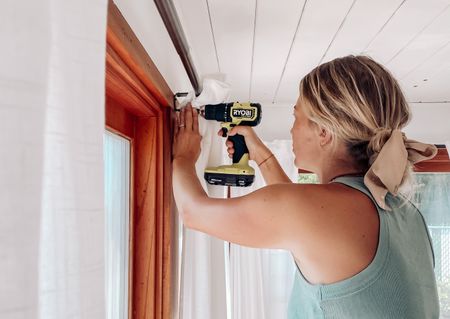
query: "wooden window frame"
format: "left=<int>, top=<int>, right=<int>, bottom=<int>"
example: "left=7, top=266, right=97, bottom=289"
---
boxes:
left=105, top=3, right=175, bottom=318
left=413, top=146, right=450, bottom=173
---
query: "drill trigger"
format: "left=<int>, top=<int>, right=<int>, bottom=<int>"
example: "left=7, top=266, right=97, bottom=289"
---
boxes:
left=221, top=127, right=228, bottom=137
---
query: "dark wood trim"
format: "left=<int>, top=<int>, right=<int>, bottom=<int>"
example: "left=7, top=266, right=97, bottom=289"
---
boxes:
left=413, top=147, right=450, bottom=172
left=106, top=96, right=136, bottom=139
left=133, top=117, right=159, bottom=317
left=106, top=46, right=160, bottom=116
left=106, top=2, right=175, bottom=318
left=161, top=108, right=174, bottom=317
left=107, top=2, right=174, bottom=109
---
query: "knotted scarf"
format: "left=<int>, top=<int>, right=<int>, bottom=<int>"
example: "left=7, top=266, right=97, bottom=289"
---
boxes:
left=363, top=129, right=437, bottom=210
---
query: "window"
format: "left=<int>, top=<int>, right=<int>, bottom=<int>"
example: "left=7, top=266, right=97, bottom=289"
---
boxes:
left=412, top=173, right=450, bottom=317
left=298, top=172, right=318, bottom=184
left=104, top=4, right=176, bottom=318
left=104, top=131, right=131, bottom=319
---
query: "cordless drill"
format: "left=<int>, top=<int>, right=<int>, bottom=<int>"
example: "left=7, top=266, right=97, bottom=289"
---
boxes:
left=199, top=102, right=262, bottom=187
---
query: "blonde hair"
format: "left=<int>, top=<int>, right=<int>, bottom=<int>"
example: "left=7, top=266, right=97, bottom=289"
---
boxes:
left=299, top=55, right=411, bottom=173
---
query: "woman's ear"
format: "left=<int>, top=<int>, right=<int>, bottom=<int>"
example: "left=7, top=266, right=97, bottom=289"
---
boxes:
left=318, top=127, right=333, bottom=147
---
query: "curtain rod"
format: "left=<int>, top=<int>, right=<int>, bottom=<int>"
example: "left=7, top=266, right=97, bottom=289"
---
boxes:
left=154, top=0, right=201, bottom=96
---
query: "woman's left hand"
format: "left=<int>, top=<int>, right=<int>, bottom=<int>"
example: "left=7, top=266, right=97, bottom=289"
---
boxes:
left=173, top=104, right=202, bottom=164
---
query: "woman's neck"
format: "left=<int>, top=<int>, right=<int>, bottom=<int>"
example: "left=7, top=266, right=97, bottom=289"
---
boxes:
left=316, top=160, right=365, bottom=184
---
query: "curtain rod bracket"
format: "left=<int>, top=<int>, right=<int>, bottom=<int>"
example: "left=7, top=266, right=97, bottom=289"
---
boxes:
left=173, top=92, right=189, bottom=112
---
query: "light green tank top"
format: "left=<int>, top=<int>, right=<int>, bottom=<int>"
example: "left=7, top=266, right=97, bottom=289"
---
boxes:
left=288, top=175, right=439, bottom=319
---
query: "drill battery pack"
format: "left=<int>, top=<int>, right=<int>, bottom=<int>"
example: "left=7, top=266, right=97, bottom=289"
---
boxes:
left=204, top=167, right=255, bottom=187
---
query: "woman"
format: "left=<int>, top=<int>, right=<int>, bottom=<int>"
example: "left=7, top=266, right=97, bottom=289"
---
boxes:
left=172, top=55, right=439, bottom=318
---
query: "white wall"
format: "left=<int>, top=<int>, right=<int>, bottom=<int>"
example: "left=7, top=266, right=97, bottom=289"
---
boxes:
left=114, top=0, right=193, bottom=94
left=406, top=103, right=450, bottom=144
left=254, top=104, right=294, bottom=142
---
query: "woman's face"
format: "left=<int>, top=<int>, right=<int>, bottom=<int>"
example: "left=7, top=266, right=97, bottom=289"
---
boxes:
left=290, top=97, right=323, bottom=171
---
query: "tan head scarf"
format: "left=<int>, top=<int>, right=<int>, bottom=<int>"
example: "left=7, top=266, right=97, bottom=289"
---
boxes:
left=363, top=129, right=438, bottom=211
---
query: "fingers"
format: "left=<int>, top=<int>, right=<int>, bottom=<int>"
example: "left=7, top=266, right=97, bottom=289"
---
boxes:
left=174, top=117, right=179, bottom=136
left=226, top=140, right=234, bottom=158
left=192, top=106, right=199, bottom=133
left=177, top=105, right=200, bottom=134
left=180, top=107, right=185, bottom=130
left=185, top=105, right=193, bottom=130
left=228, top=126, right=246, bottom=136
left=217, top=126, right=245, bottom=136
left=176, top=110, right=183, bottom=135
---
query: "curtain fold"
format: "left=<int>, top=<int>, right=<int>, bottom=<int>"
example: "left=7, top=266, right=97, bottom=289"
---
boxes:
left=179, top=118, right=229, bottom=319
left=229, top=140, right=298, bottom=319
left=0, top=1, right=108, bottom=318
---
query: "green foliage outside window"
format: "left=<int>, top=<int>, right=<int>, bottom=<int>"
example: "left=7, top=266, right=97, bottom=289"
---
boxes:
left=297, top=173, right=319, bottom=184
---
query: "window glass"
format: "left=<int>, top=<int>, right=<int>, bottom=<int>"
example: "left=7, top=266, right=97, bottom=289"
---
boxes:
left=298, top=173, right=319, bottom=184
left=413, top=173, right=450, bottom=318
left=104, top=130, right=131, bottom=319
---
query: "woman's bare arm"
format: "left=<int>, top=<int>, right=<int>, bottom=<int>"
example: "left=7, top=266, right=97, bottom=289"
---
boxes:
left=174, top=157, right=308, bottom=249
left=173, top=156, right=350, bottom=253
left=256, top=148, right=292, bottom=185
left=224, top=127, right=292, bottom=185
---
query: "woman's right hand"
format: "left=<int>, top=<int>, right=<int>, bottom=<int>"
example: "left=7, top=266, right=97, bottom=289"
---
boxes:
left=218, top=126, right=272, bottom=164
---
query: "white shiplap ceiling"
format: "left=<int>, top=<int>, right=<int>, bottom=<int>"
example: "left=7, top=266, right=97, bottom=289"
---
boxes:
left=173, top=0, right=450, bottom=105
left=113, top=0, right=449, bottom=142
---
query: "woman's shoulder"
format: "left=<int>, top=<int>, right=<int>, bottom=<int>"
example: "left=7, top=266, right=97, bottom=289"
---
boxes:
left=259, top=182, right=379, bottom=249
left=263, top=181, right=377, bottom=216
left=277, top=182, right=380, bottom=285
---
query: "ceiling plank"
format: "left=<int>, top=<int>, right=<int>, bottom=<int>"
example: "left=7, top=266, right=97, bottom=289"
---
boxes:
left=385, top=3, right=450, bottom=66
left=403, top=65, right=450, bottom=101
left=250, top=0, right=306, bottom=103
left=399, top=33, right=450, bottom=101
left=362, top=0, right=450, bottom=64
left=173, top=0, right=220, bottom=78
left=321, top=0, right=406, bottom=62
left=207, top=0, right=256, bottom=101
left=274, top=0, right=355, bottom=104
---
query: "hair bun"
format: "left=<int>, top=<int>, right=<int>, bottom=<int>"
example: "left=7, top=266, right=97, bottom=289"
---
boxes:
left=367, top=127, right=395, bottom=165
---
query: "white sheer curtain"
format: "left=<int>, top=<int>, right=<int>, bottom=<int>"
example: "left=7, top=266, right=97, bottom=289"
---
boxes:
left=0, top=1, right=108, bottom=318
left=229, top=140, right=298, bottom=319
left=179, top=118, right=229, bottom=319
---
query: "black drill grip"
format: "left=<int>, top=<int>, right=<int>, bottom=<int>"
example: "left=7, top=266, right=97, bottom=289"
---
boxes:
left=228, top=134, right=248, bottom=164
